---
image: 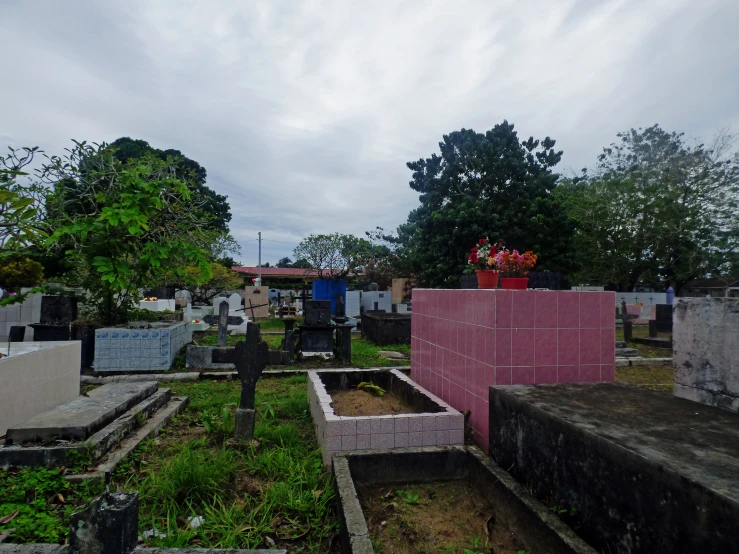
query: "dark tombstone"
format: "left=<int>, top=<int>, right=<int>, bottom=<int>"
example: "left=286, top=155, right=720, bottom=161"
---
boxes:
left=217, top=301, right=229, bottom=347
left=649, top=320, right=658, bottom=338
left=71, top=323, right=101, bottom=370
left=8, top=326, right=25, bottom=342
left=304, top=300, right=331, bottom=326
left=234, top=322, right=269, bottom=440
left=69, top=491, right=139, bottom=554
left=338, top=324, right=353, bottom=365
left=620, top=301, right=633, bottom=342
left=40, top=296, right=78, bottom=325
left=655, top=304, right=673, bottom=333
left=460, top=274, right=479, bottom=289
left=336, top=294, right=345, bottom=318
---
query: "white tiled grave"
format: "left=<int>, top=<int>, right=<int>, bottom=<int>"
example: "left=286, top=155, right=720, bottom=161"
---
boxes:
left=93, top=322, right=192, bottom=371
left=308, top=368, right=464, bottom=466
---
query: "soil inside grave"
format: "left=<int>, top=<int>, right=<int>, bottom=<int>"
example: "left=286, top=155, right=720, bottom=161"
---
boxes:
left=330, top=389, right=417, bottom=416
left=357, top=480, right=526, bottom=554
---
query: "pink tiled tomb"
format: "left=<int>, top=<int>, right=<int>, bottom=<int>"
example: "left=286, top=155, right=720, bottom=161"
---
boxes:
left=411, top=289, right=616, bottom=451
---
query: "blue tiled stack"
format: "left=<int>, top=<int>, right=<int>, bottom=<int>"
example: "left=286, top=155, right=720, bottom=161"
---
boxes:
left=93, top=322, right=192, bottom=371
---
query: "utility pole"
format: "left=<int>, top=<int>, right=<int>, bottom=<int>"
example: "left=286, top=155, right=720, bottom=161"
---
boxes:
left=257, top=232, right=262, bottom=284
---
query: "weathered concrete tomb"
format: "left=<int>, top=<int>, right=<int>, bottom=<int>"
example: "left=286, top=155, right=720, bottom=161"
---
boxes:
left=674, top=297, right=739, bottom=412
left=489, top=383, right=739, bottom=554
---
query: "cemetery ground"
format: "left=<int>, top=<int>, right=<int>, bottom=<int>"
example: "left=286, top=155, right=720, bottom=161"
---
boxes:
left=615, top=324, right=672, bottom=359
left=0, top=366, right=671, bottom=551
left=0, top=375, right=341, bottom=552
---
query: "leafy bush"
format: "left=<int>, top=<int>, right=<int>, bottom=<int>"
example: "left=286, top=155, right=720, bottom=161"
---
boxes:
left=0, top=256, right=44, bottom=291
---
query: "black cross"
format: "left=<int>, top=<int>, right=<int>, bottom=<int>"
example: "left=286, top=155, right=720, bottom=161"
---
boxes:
left=234, top=322, right=269, bottom=410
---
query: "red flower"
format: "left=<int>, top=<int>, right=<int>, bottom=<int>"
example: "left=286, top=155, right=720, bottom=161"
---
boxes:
left=471, top=246, right=479, bottom=253
left=479, top=238, right=488, bottom=245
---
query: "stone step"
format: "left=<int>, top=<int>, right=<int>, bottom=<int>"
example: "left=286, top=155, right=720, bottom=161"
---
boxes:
left=615, top=341, right=627, bottom=348
left=6, top=381, right=158, bottom=444
left=615, top=347, right=639, bottom=358
left=0, top=388, right=171, bottom=468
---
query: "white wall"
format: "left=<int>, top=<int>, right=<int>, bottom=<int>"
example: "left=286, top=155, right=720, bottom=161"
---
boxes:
left=0, top=341, right=80, bottom=436
left=0, top=292, right=43, bottom=342
left=615, top=292, right=667, bottom=306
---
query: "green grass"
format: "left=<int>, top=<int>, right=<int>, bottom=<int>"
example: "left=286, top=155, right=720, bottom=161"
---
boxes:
left=0, top=467, right=104, bottom=543
left=109, top=375, right=337, bottom=551
left=257, top=318, right=304, bottom=332
left=616, top=365, right=674, bottom=393
left=615, top=325, right=672, bottom=358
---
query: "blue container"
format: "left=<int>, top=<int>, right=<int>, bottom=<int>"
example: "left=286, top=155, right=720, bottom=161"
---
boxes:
left=312, top=279, right=346, bottom=315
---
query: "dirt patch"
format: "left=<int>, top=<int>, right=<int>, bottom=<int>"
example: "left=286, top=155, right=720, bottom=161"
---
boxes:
left=331, top=389, right=416, bottom=416
left=358, top=481, right=525, bottom=554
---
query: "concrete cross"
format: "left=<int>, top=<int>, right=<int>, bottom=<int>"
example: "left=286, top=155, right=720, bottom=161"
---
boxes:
left=233, top=321, right=269, bottom=440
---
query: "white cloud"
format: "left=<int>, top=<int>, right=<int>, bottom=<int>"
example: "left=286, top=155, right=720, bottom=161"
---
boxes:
left=2, top=0, right=738, bottom=264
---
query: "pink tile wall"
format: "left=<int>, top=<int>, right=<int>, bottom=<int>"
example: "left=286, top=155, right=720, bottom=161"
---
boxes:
left=411, top=289, right=616, bottom=451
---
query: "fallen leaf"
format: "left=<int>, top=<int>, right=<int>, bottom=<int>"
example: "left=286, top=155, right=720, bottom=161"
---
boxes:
left=57, top=493, right=65, bottom=504
left=382, top=490, right=393, bottom=500
left=176, top=516, right=188, bottom=528
left=312, top=489, right=323, bottom=501
left=270, top=516, right=283, bottom=529
left=265, top=535, right=276, bottom=547
left=0, top=511, right=19, bottom=525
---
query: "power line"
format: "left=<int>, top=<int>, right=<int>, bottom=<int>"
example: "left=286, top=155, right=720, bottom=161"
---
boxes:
left=253, top=239, right=300, bottom=246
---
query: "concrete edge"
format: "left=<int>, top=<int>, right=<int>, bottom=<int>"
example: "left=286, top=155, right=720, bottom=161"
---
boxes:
left=466, top=447, right=597, bottom=554
left=81, top=366, right=411, bottom=384
left=615, top=357, right=672, bottom=367
left=332, top=456, right=373, bottom=553
left=65, top=396, right=189, bottom=483
left=334, top=446, right=596, bottom=554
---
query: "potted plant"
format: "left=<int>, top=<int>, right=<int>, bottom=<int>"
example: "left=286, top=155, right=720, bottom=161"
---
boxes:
left=493, top=248, right=537, bottom=289
left=467, top=238, right=502, bottom=289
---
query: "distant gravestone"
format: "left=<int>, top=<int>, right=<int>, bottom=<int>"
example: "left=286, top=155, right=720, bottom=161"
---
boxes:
left=234, top=322, right=269, bottom=440
left=217, top=301, right=229, bottom=347
left=228, top=292, right=242, bottom=312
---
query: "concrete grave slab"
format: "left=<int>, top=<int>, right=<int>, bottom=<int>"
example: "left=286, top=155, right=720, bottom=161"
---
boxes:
left=674, top=297, right=739, bottom=412
left=6, top=381, right=158, bottom=444
left=489, top=382, right=739, bottom=554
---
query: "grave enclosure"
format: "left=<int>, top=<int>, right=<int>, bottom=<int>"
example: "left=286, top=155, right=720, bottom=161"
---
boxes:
left=411, top=288, right=615, bottom=450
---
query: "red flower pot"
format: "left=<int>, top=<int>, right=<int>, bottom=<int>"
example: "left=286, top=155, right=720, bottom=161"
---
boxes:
left=501, top=277, right=529, bottom=290
left=476, top=270, right=500, bottom=289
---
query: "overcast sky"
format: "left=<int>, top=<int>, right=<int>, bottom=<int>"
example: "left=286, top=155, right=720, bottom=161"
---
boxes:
left=2, top=0, right=738, bottom=265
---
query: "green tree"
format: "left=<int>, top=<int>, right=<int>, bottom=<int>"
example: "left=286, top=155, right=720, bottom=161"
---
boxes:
left=43, top=141, right=213, bottom=324
left=175, top=262, right=243, bottom=305
left=559, top=126, right=739, bottom=291
left=0, top=147, right=47, bottom=256
left=276, top=257, right=293, bottom=268
left=399, top=122, right=575, bottom=287
left=293, top=233, right=373, bottom=279
left=109, top=137, right=231, bottom=232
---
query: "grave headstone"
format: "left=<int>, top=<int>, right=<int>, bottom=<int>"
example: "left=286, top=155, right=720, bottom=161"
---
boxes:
left=69, top=491, right=139, bottom=554
left=234, top=322, right=269, bottom=440
left=227, top=292, right=242, bottom=312
left=217, top=301, right=229, bottom=347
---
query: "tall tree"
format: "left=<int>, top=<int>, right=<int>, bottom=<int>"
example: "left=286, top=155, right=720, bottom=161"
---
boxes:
left=293, top=233, right=373, bottom=279
left=43, top=141, right=213, bottom=324
left=400, top=122, right=575, bottom=286
left=107, top=137, right=232, bottom=233
left=276, top=257, right=293, bottom=268
left=559, top=125, right=739, bottom=291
